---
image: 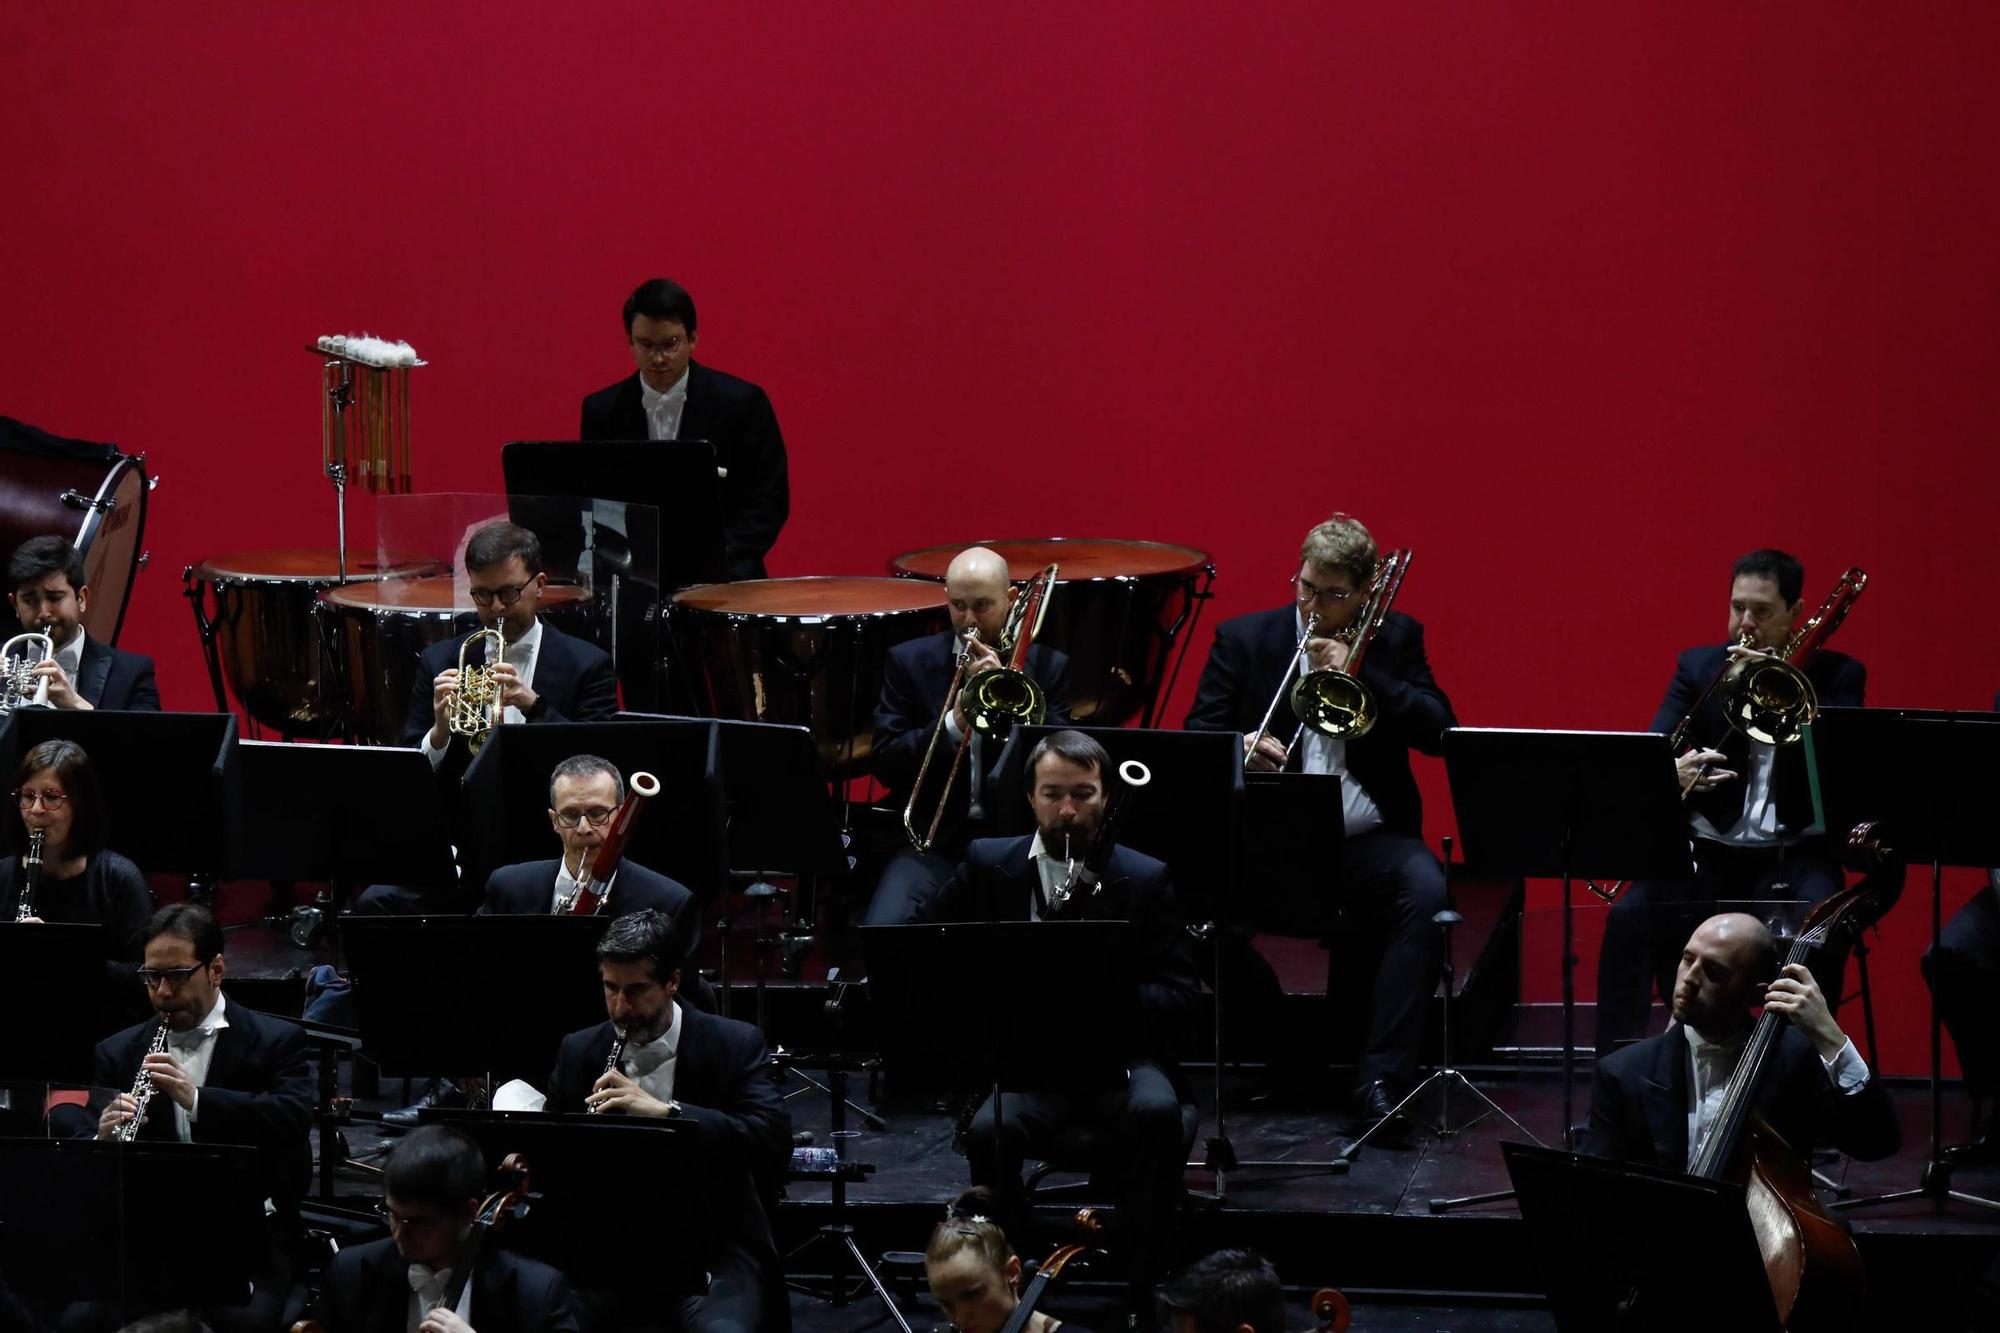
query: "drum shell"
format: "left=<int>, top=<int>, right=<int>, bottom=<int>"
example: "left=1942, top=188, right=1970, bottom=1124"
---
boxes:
left=669, top=577, right=948, bottom=778
left=0, top=437, right=149, bottom=644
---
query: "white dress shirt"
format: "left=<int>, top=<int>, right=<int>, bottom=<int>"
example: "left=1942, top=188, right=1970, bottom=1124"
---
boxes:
left=624, top=999, right=683, bottom=1104
left=421, top=618, right=544, bottom=769
left=167, top=990, right=231, bottom=1142
left=407, top=1254, right=474, bottom=1333
left=1683, top=1021, right=1869, bottom=1169
left=54, top=629, right=85, bottom=682
left=641, top=367, right=690, bottom=442
left=1289, top=610, right=1385, bottom=837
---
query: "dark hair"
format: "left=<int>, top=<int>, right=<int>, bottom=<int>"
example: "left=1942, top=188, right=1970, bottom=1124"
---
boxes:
left=384, top=1125, right=487, bottom=1209
left=463, top=521, right=543, bottom=577
left=1731, top=549, right=1804, bottom=607
left=1159, top=1249, right=1287, bottom=1333
left=549, top=753, right=624, bottom=808
left=1023, top=729, right=1110, bottom=792
left=11, top=738, right=106, bottom=856
left=925, top=1185, right=1014, bottom=1275
left=622, top=278, right=698, bottom=336
left=142, top=902, right=224, bottom=965
left=7, top=535, right=86, bottom=593
left=117, top=1314, right=216, bottom=1333
left=597, top=909, right=684, bottom=986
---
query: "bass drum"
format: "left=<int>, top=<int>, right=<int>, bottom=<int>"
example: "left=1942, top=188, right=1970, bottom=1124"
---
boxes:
left=320, top=576, right=593, bottom=745
left=0, top=418, right=150, bottom=643
left=669, top=577, right=949, bottom=778
left=185, top=550, right=441, bottom=736
left=890, top=539, right=1214, bottom=727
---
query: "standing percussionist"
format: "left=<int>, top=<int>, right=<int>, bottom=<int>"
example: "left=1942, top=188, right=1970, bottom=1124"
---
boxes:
left=547, top=910, right=790, bottom=1333
left=580, top=278, right=789, bottom=582
left=1184, top=513, right=1454, bottom=1137
left=865, top=547, right=1072, bottom=926
left=6, top=536, right=158, bottom=711
left=1595, top=549, right=1865, bottom=1055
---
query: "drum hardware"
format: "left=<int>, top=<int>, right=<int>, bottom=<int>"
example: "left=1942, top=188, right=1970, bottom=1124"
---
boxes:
left=60, top=489, right=111, bottom=512
left=0, top=420, right=152, bottom=644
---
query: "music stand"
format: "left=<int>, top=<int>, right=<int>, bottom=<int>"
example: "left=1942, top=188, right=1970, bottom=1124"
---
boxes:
left=1445, top=729, right=1691, bottom=1153
left=0, top=1138, right=267, bottom=1318
left=0, top=924, right=113, bottom=1083
left=1503, top=1142, right=1781, bottom=1332
left=340, top=916, right=611, bottom=1085
left=1807, top=706, right=2000, bottom=1217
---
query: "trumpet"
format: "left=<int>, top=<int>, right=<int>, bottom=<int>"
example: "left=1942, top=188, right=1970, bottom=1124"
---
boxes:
left=555, top=771, right=660, bottom=915
left=1247, top=549, right=1412, bottom=766
left=446, top=623, right=507, bottom=753
left=114, top=1020, right=172, bottom=1142
left=13, top=829, right=44, bottom=923
left=590, top=1027, right=630, bottom=1113
left=0, top=633, right=55, bottom=714
left=902, top=563, right=1060, bottom=852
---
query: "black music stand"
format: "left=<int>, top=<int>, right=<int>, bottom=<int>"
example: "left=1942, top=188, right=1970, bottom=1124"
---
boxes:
left=1445, top=729, right=1691, bottom=1155
left=0, top=710, right=238, bottom=891
left=0, top=923, right=112, bottom=1084
left=1807, top=706, right=2000, bottom=1217
left=1503, top=1142, right=1781, bottom=1332
left=0, top=1138, right=267, bottom=1317
left=340, top=916, right=611, bottom=1085
left=233, top=740, right=458, bottom=937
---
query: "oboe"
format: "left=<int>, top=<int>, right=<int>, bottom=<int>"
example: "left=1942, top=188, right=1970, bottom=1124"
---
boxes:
left=12, top=829, right=43, bottom=922
left=589, top=1027, right=629, bottom=1115
left=114, top=1020, right=171, bottom=1142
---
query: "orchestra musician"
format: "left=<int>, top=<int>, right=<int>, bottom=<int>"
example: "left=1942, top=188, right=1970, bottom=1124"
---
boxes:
left=924, top=730, right=1198, bottom=1323
left=864, top=546, right=1072, bottom=926
left=1158, top=1249, right=1289, bottom=1333
left=2, top=739, right=152, bottom=962
left=579, top=277, right=790, bottom=582
left=546, top=910, right=790, bottom=1333
left=1184, top=514, right=1454, bottom=1138
left=1581, top=912, right=1898, bottom=1170
left=924, top=1187, right=1095, bottom=1333
left=313, top=1124, right=581, bottom=1333
left=1594, top=549, right=1866, bottom=1055
left=6, top=536, right=158, bottom=711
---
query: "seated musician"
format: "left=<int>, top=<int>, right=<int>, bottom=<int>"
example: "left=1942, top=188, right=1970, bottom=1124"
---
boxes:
left=1183, top=513, right=1454, bottom=1138
left=6, top=536, right=158, bottom=712
left=924, top=1187, right=1095, bottom=1333
left=1158, top=1249, right=1289, bottom=1333
left=1594, top=549, right=1866, bottom=1054
left=315, top=1124, right=580, bottom=1333
left=67, top=904, right=312, bottom=1332
left=1924, top=742, right=2000, bottom=1161
left=866, top=545, right=1072, bottom=926
left=3, top=739, right=152, bottom=962
left=404, top=522, right=618, bottom=768
left=547, top=909, right=790, bottom=1333
left=580, top=278, right=790, bottom=582
left=923, top=729, right=1198, bottom=1324
left=1581, top=912, right=1898, bottom=1169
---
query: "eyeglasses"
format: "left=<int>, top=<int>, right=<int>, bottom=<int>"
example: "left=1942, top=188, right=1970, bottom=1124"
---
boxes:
left=468, top=582, right=534, bottom=608
left=553, top=807, right=617, bottom=829
left=1292, top=577, right=1356, bottom=606
left=633, top=336, right=687, bottom=358
left=13, top=789, right=68, bottom=810
left=137, top=964, right=205, bottom=989
left=375, top=1201, right=454, bottom=1231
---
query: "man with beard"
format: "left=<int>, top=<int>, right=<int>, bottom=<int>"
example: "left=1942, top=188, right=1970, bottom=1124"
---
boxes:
left=5, top=536, right=157, bottom=710
left=546, top=910, right=789, bottom=1333
left=1581, top=912, right=1898, bottom=1171
left=923, top=729, right=1198, bottom=1325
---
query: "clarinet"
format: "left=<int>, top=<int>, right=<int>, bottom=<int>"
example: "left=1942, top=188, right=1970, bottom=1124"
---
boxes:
left=589, top=1027, right=629, bottom=1114
left=12, top=829, right=43, bottom=922
left=114, top=1020, right=171, bottom=1142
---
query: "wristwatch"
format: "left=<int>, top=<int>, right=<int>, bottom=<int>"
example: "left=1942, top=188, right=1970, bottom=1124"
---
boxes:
left=660, top=1099, right=682, bottom=1118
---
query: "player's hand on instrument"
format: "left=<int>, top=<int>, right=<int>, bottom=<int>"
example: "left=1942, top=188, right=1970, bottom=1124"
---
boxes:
left=419, top=1308, right=476, bottom=1333
left=96, top=1093, right=140, bottom=1140
left=142, top=1051, right=197, bottom=1110
left=1242, top=733, right=1290, bottom=772
left=1763, top=963, right=1846, bottom=1058
left=31, top=659, right=86, bottom=710
left=587, top=1069, right=675, bottom=1117
left=961, top=635, right=1003, bottom=680
left=1676, top=748, right=1735, bottom=792
left=488, top=661, right=538, bottom=715
left=1303, top=636, right=1350, bottom=673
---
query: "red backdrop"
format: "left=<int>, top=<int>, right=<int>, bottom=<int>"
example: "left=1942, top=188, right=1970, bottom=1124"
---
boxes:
left=5, top=4, right=1995, bottom=1073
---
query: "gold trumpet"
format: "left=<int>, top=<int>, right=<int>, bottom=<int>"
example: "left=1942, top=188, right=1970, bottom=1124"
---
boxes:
left=0, top=632, right=55, bottom=714
left=1247, top=549, right=1412, bottom=766
left=446, top=623, right=507, bottom=753
left=902, top=563, right=1059, bottom=852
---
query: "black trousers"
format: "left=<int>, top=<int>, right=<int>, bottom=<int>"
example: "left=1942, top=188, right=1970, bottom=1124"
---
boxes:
left=1595, top=836, right=1845, bottom=1055
left=1924, top=880, right=2000, bottom=1097
left=862, top=846, right=956, bottom=926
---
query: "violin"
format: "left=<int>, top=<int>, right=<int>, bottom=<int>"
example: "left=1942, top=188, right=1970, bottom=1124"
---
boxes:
left=998, top=1210, right=1102, bottom=1333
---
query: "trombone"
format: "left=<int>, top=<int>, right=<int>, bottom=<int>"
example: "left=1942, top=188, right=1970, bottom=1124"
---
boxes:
left=446, top=622, right=507, bottom=754
left=1246, top=549, right=1412, bottom=767
left=902, top=563, right=1060, bottom=852
left=0, top=633, right=55, bottom=714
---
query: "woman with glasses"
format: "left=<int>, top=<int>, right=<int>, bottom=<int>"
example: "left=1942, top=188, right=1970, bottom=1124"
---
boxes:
left=2, top=737, right=152, bottom=961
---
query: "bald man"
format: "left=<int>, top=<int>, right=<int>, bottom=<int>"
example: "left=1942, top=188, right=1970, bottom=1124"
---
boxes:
left=1581, top=912, right=1898, bottom=1171
left=865, top=547, right=1073, bottom=926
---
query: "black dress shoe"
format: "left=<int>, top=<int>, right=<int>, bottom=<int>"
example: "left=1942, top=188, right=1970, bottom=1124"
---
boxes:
left=1345, top=1080, right=1412, bottom=1148
left=380, top=1078, right=467, bottom=1131
left=1946, top=1131, right=2000, bottom=1166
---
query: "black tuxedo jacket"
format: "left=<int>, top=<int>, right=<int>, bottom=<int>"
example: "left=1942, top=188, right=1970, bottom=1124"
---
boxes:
left=318, top=1235, right=580, bottom=1333
left=1579, top=1021, right=1899, bottom=1171
left=401, top=621, right=619, bottom=749
left=931, top=835, right=1199, bottom=1065
left=1184, top=606, right=1454, bottom=837
left=478, top=857, right=701, bottom=957
left=578, top=363, right=790, bottom=581
left=91, top=1003, right=314, bottom=1223
left=76, top=635, right=160, bottom=711
left=1651, top=645, right=1865, bottom=836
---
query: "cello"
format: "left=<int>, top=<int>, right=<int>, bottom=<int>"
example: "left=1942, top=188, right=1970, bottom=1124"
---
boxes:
left=1684, top=867, right=1898, bottom=1328
left=997, top=1210, right=1102, bottom=1333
